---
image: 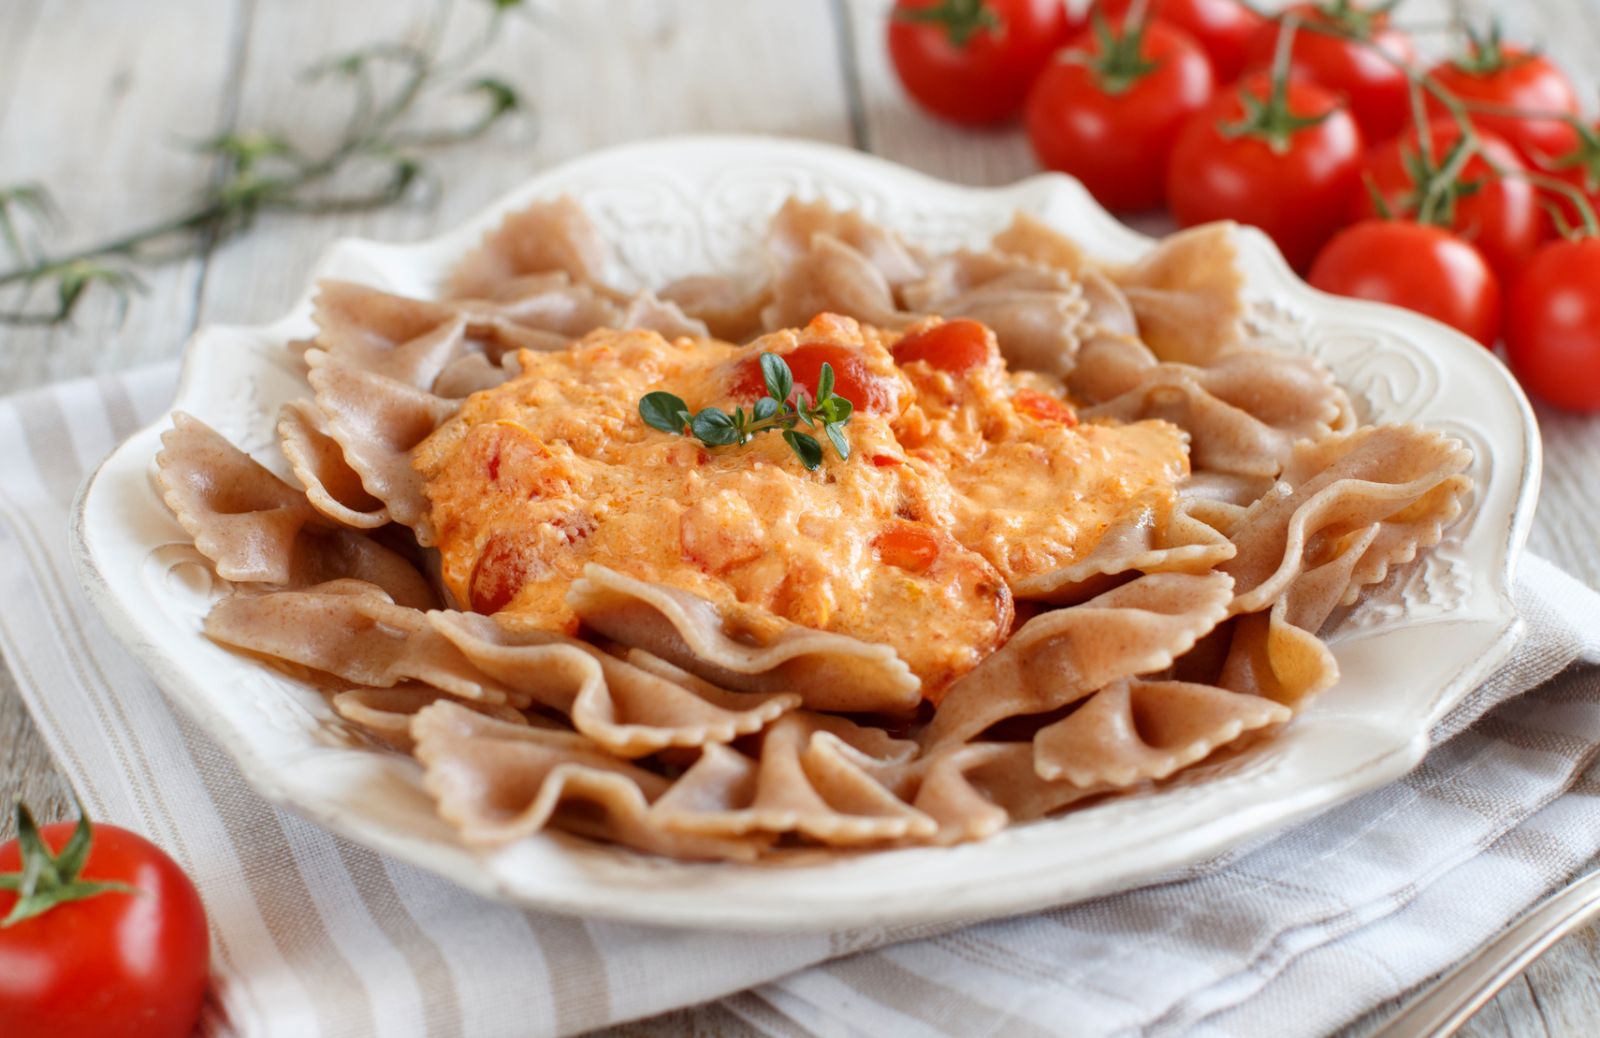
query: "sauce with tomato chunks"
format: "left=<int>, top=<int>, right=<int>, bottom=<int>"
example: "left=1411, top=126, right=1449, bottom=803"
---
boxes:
left=415, top=313, right=1187, bottom=697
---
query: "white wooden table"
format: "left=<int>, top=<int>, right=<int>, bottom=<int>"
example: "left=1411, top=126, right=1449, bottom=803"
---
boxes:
left=4, top=1, right=1599, bottom=1034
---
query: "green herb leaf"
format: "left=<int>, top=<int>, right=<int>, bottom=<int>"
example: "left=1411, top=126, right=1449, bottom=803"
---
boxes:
left=816, top=361, right=836, bottom=403
left=752, top=396, right=779, bottom=422
left=639, top=391, right=691, bottom=434
left=760, top=352, right=794, bottom=403
left=783, top=430, right=825, bottom=470
left=825, top=421, right=850, bottom=461
left=691, top=407, right=741, bottom=446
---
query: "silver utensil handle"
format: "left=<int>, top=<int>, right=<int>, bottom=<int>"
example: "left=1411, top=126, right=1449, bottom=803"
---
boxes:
left=1372, top=867, right=1600, bottom=1038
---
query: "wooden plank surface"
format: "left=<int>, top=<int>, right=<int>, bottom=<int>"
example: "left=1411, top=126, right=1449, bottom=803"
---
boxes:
left=3, top=1, right=1599, bottom=1035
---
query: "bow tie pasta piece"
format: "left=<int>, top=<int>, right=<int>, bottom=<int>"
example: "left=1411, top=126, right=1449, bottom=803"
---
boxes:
left=1224, top=425, right=1474, bottom=616
left=876, top=742, right=1113, bottom=845
left=765, top=196, right=928, bottom=293
left=426, top=611, right=800, bottom=757
left=761, top=233, right=913, bottom=332
left=648, top=712, right=932, bottom=845
left=447, top=194, right=612, bottom=299
left=154, top=413, right=434, bottom=608
left=305, top=349, right=461, bottom=545
left=567, top=565, right=922, bottom=715
left=922, top=570, right=1235, bottom=748
left=312, top=280, right=472, bottom=387
left=277, top=400, right=391, bottom=530
left=331, top=683, right=536, bottom=752
left=990, top=211, right=1088, bottom=278
left=203, top=583, right=517, bottom=703
left=411, top=702, right=766, bottom=860
left=1109, top=223, right=1246, bottom=366
left=657, top=274, right=773, bottom=343
left=1032, top=677, right=1291, bottom=788
left=617, top=291, right=711, bottom=341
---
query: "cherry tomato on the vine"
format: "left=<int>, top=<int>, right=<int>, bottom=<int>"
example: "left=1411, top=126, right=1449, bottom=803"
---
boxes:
left=1095, top=0, right=1267, bottom=83
left=1026, top=17, right=1215, bottom=211
left=1243, top=1, right=1416, bottom=144
left=1167, top=71, right=1364, bottom=270
left=1505, top=237, right=1600, bottom=412
left=1309, top=220, right=1501, bottom=347
left=0, top=805, right=209, bottom=1038
left=1425, top=28, right=1580, bottom=166
left=888, top=0, right=1076, bottom=125
left=1353, top=118, right=1541, bottom=282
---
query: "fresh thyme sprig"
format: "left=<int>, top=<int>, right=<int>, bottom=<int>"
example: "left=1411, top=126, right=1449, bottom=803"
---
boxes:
left=0, top=0, right=529, bottom=327
left=639, top=352, right=854, bottom=470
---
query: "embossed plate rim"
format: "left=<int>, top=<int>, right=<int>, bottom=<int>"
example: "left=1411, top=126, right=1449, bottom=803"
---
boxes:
left=70, top=135, right=1540, bottom=930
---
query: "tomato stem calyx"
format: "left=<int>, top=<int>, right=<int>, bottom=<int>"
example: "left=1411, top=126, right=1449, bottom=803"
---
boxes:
left=892, top=0, right=1002, bottom=49
left=1449, top=21, right=1535, bottom=77
left=1219, top=19, right=1333, bottom=155
left=1080, top=11, right=1160, bottom=97
left=0, top=801, right=138, bottom=927
left=1309, top=0, right=1400, bottom=41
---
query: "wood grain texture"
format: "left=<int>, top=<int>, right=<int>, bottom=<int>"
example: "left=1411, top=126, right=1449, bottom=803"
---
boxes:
left=2, top=0, right=1599, bottom=1032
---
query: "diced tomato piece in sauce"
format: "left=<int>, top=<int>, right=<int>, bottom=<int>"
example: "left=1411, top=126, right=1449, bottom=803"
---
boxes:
left=468, top=533, right=532, bottom=615
left=873, top=520, right=942, bottom=573
left=1013, top=389, right=1077, bottom=426
left=891, top=319, right=996, bottom=374
left=731, top=343, right=896, bottom=414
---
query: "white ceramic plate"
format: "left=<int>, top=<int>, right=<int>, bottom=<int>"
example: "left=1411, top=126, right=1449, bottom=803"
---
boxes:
left=72, top=136, right=1540, bottom=932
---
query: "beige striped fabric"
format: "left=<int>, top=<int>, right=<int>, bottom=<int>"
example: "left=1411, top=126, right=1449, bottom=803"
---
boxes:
left=4, top=364, right=1600, bottom=1038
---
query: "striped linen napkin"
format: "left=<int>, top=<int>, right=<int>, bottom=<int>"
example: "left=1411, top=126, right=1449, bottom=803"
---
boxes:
left=5, top=364, right=1600, bottom=1038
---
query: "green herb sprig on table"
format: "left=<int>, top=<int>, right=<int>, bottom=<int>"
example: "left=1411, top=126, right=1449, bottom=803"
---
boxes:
left=0, top=0, right=530, bottom=327
left=639, top=353, right=854, bottom=470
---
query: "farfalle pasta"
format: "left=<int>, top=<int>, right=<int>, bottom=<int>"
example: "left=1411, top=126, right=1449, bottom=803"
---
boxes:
left=154, top=195, right=1474, bottom=861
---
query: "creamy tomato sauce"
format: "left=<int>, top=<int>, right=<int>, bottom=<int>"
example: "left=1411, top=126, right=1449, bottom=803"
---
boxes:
left=415, top=314, right=1187, bottom=696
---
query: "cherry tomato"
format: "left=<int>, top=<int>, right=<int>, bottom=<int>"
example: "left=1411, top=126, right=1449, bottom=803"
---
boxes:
left=1167, top=72, right=1364, bottom=271
left=1426, top=38, right=1579, bottom=166
left=1309, top=220, right=1501, bottom=346
left=1243, top=3, right=1415, bottom=143
left=892, top=319, right=997, bottom=372
left=1096, top=0, right=1267, bottom=82
left=1505, top=237, right=1600, bottom=412
left=0, top=807, right=209, bottom=1038
left=887, top=0, right=1075, bottom=125
left=732, top=342, right=897, bottom=414
left=873, top=520, right=943, bottom=572
left=1354, top=118, right=1541, bottom=281
left=1012, top=388, right=1078, bottom=425
left=1026, top=19, right=1215, bottom=211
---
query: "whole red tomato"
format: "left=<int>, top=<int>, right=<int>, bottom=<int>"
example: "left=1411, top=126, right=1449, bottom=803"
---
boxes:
left=1309, top=220, right=1501, bottom=346
left=0, top=806, right=209, bottom=1038
left=888, top=0, right=1075, bottom=125
left=1243, top=2, right=1416, bottom=143
left=1167, top=72, right=1364, bottom=270
left=1095, top=0, right=1266, bottom=82
left=1354, top=118, right=1541, bottom=281
left=1505, top=237, right=1600, bottom=412
left=1026, top=18, right=1215, bottom=211
left=1426, top=31, right=1579, bottom=165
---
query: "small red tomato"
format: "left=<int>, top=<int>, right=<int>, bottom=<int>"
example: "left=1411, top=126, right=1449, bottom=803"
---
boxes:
left=1026, top=18, right=1215, bottom=211
left=1243, top=3, right=1415, bottom=143
left=887, top=0, right=1075, bottom=125
left=1096, top=0, right=1267, bottom=82
left=1309, top=220, right=1502, bottom=347
left=732, top=342, right=897, bottom=414
left=1426, top=34, right=1580, bottom=165
left=1167, top=72, right=1364, bottom=270
left=0, top=805, right=209, bottom=1038
left=1505, top=237, right=1600, bottom=412
left=892, top=319, right=997, bottom=372
left=1354, top=118, right=1542, bottom=282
